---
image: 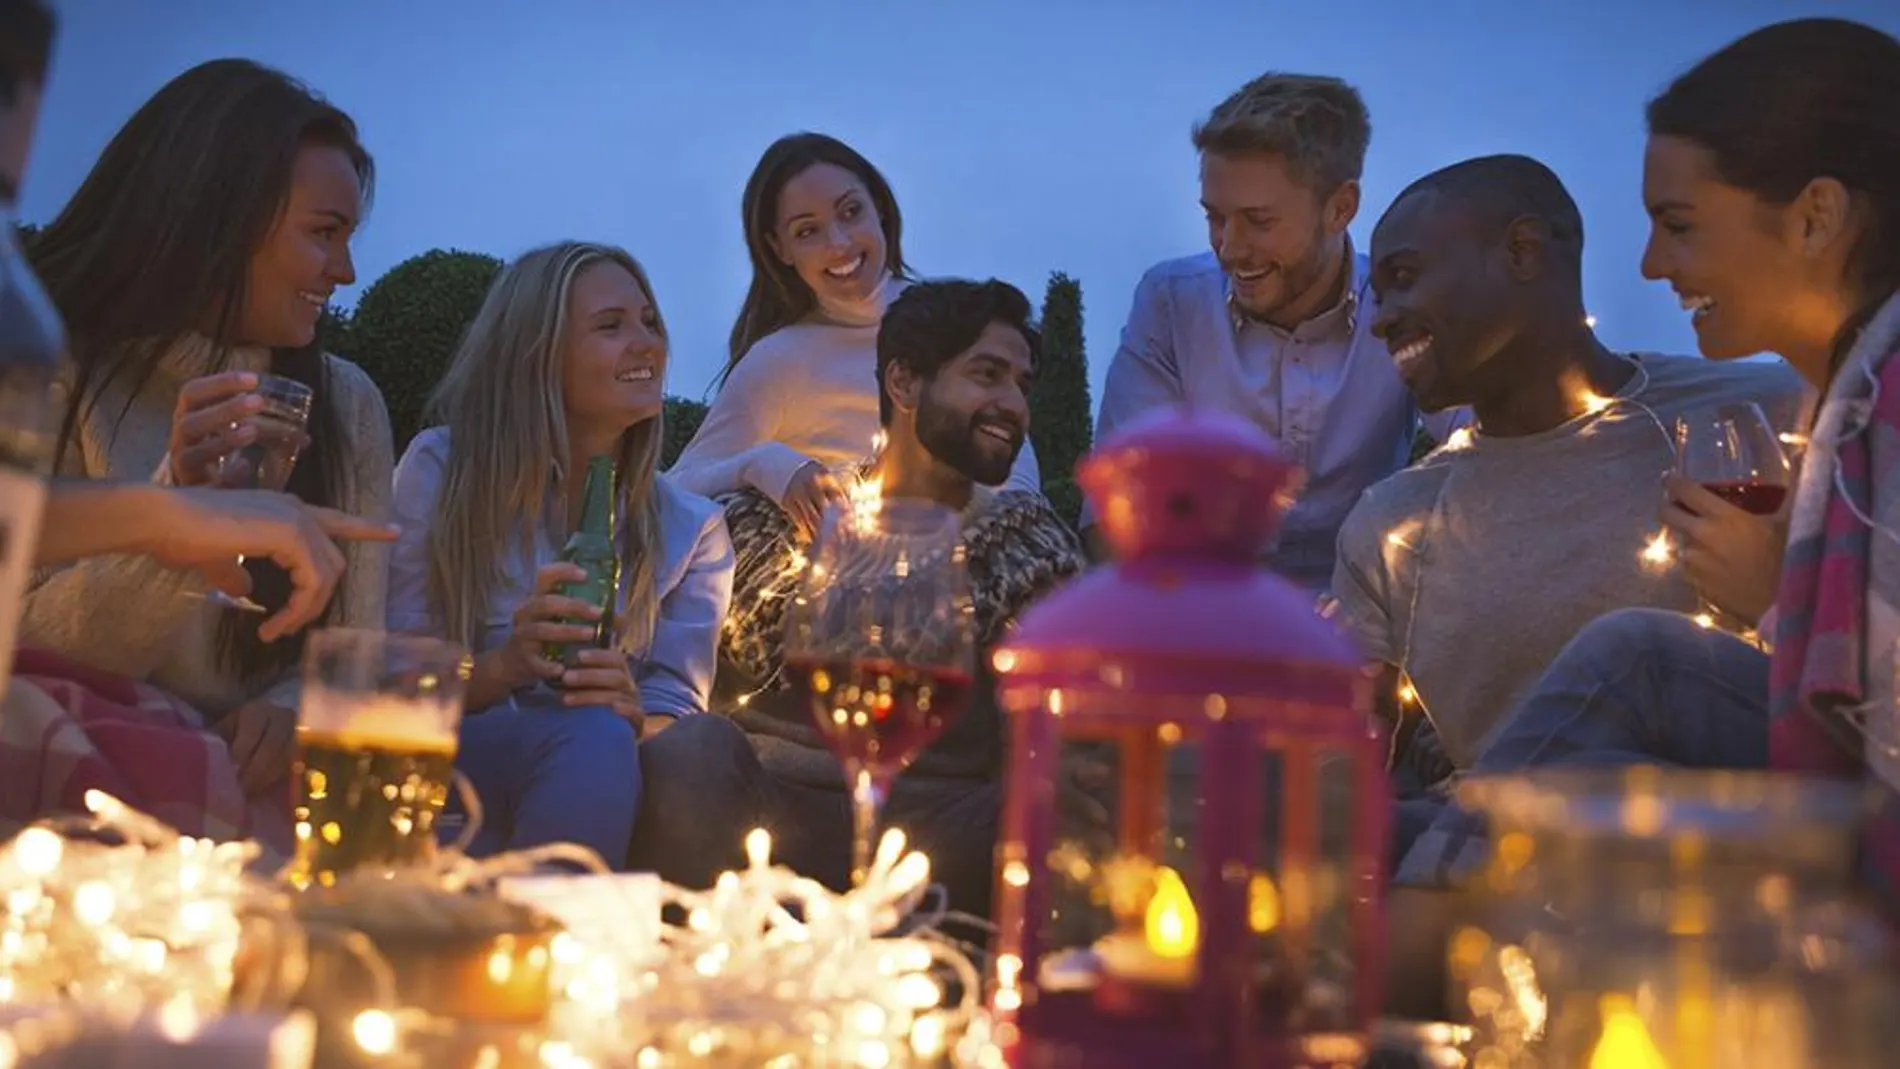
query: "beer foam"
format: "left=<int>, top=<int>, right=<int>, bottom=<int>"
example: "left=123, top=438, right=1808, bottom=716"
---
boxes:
left=299, top=693, right=458, bottom=751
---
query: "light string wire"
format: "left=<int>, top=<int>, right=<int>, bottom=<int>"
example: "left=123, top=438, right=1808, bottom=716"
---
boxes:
left=1374, top=355, right=1678, bottom=771
left=0, top=773, right=998, bottom=1068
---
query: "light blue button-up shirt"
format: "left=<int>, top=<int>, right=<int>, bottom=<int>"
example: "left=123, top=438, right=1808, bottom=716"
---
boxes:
left=387, top=428, right=735, bottom=719
left=1092, top=247, right=1460, bottom=589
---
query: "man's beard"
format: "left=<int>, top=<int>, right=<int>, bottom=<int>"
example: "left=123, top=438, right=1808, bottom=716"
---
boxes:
left=1232, top=222, right=1332, bottom=321
left=916, top=395, right=1021, bottom=487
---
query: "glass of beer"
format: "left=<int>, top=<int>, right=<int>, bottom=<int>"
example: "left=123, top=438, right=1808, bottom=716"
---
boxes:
left=290, top=629, right=469, bottom=888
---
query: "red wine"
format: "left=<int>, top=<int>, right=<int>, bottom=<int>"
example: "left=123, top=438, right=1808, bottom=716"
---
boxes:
left=1703, top=480, right=1787, bottom=516
left=787, top=657, right=974, bottom=778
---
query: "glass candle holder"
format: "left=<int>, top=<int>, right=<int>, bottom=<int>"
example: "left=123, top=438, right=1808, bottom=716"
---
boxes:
left=1446, top=767, right=1899, bottom=1068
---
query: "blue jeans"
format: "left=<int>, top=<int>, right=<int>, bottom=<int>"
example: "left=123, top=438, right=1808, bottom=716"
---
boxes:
left=445, top=691, right=641, bottom=868
left=1397, top=608, right=1771, bottom=885
left=628, top=714, right=1000, bottom=919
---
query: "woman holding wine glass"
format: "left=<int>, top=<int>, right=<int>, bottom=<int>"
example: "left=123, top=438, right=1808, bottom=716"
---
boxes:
left=385, top=241, right=733, bottom=865
left=1393, top=16, right=1900, bottom=891
left=21, top=59, right=392, bottom=796
left=1666, top=400, right=1792, bottom=641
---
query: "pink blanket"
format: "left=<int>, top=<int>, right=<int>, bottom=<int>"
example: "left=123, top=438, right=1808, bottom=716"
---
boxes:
left=0, top=648, right=293, bottom=854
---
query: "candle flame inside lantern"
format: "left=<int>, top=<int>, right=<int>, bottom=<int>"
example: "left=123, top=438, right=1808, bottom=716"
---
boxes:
left=1587, top=994, right=1669, bottom=1069
left=1247, top=872, right=1281, bottom=933
left=1144, top=866, right=1199, bottom=960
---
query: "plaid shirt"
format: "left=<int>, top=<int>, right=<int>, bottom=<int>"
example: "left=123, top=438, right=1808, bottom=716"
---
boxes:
left=1770, top=291, right=1900, bottom=920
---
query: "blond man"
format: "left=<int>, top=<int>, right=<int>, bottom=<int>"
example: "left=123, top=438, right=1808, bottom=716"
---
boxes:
left=1091, top=72, right=1462, bottom=586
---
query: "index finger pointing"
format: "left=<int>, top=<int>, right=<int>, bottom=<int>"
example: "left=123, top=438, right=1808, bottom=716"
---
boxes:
left=308, top=506, right=401, bottom=543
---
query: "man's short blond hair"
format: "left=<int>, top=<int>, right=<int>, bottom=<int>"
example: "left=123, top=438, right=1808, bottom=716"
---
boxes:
left=1192, top=72, right=1371, bottom=195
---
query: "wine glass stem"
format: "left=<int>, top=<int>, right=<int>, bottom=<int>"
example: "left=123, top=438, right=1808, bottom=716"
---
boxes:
left=849, top=766, right=888, bottom=886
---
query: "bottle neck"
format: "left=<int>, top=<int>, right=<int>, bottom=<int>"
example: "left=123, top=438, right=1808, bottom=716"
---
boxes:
left=574, top=456, right=618, bottom=537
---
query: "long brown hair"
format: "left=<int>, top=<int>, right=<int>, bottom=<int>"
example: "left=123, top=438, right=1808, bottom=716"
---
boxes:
left=721, top=132, right=910, bottom=385
left=33, top=58, right=374, bottom=680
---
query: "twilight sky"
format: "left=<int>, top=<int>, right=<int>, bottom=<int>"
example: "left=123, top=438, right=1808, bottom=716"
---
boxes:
left=23, top=0, right=1897, bottom=404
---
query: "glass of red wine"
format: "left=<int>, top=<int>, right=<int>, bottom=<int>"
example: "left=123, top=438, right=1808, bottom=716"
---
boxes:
left=1674, top=401, right=1791, bottom=637
left=783, top=497, right=976, bottom=885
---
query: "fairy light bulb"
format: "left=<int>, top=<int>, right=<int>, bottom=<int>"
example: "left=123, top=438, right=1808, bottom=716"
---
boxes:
left=11, top=827, right=61, bottom=878
left=351, top=1010, right=397, bottom=1055
left=745, top=828, right=772, bottom=869
left=1641, top=531, right=1674, bottom=570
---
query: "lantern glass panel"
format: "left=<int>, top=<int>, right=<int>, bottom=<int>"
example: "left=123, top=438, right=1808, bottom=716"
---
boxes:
left=1253, top=743, right=1361, bottom=1033
left=1038, top=718, right=1203, bottom=995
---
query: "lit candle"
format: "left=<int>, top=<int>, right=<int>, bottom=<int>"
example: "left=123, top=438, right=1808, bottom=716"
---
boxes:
left=1588, top=994, right=1669, bottom=1069
left=1093, top=866, right=1199, bottom=988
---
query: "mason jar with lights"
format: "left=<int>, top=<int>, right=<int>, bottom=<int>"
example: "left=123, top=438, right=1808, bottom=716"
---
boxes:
left=987, top=409, right=1390, bottom=1068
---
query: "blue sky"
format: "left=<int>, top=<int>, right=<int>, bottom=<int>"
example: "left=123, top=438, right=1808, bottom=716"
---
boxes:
left=25, top=0, right=1899, bottom=405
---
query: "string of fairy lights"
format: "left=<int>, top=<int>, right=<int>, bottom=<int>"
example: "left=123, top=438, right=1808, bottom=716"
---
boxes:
left=1373, top=353, right=1686, bottom=733
left=720, top=433, right=889, bottom=712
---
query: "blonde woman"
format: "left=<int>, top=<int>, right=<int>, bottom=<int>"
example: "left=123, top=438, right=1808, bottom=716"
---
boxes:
left=386, top=241, right=734, bottom=864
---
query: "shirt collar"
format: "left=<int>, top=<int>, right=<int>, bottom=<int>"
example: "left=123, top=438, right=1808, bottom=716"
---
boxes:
left=1227, top=236, right=1362, bottom=339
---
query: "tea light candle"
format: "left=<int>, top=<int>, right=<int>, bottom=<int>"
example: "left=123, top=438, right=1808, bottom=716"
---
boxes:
left=1093, top=928, right=1197, bottom=988
left=1092, top=865, right=1199, bottom=989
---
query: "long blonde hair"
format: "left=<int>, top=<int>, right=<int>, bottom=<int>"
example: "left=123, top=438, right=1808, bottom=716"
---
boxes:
left=424, top=241, right=668, bottom=654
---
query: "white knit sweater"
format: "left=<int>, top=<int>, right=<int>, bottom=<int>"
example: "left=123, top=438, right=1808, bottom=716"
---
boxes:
left=670, top=279, right=1042, bottom=504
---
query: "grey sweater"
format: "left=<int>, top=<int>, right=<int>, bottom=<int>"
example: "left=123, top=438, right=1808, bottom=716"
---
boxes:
left=23, top=336, right=394, bottom=718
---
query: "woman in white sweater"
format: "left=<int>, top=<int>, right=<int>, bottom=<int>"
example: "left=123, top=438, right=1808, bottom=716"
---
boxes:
left=23, top=59, right=393, bottom=796
left=670, top=132, right=1040, bottom=533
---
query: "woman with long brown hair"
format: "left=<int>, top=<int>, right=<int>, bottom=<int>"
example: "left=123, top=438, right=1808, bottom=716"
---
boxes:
left=22, top=58, right=393, bottom=797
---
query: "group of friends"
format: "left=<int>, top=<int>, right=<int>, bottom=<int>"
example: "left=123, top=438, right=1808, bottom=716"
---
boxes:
left=8, top=7, right=1900, bottom=1010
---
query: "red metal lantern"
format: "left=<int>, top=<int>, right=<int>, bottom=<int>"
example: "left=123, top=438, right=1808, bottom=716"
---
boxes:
left=989, top=408, right=1389, bottom=1068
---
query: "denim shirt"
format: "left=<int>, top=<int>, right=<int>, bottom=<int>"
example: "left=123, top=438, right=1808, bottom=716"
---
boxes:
left=387, top=428, right=735, bottom=719
left=1092, top=248, right=1463, bottom=589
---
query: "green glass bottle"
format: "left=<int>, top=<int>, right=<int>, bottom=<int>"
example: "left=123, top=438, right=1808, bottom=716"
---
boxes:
left=544, top=455, right=620, bottom=674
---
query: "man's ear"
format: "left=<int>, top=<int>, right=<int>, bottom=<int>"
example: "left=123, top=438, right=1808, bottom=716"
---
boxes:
left=1323, top=178, right=1361, bottom=235
left=884, top=359, right=922, bottom=417
left=1503, top=215, right=1546, bottom=283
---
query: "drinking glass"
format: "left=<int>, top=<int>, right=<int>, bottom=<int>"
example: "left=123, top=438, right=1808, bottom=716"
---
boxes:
left=200, top=373, right=314, bottom=614
left=783, top=498, right=976, bottom=885
left=1674, top=402, right=1791, bottom=640
left=288, top=628, right=469, bottom=888
left=214, top=373, right=313, bottom=492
